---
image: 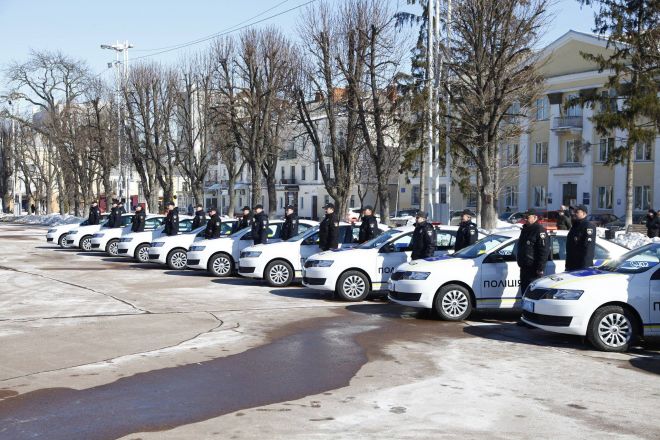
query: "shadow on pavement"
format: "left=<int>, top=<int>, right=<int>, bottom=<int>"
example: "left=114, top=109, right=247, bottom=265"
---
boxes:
left=269, top=287, right=335, bottom=301
left=100, top=257, right=131, bottom=263
left=163, top=270, right=202, bottom=277
left=629, top=355, right=660, bottom=375
left=346, top=303, right=437, bottom=321
left=210, top=277, right=262, bottom=286
left=462, top=322, right=589, bottom=350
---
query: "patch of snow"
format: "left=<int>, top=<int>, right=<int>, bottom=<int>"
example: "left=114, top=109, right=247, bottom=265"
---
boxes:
left=0, top=213, right=83, bottom=226
left=611, top=232, right=660, bottom=250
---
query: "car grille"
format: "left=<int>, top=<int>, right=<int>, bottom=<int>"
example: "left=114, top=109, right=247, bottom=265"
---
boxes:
left=46, top=238, right=53, bottom=242
left=187, top=259, right=200, bottom=266
left=238, top=266, right=256, bottom=274
left=66, top=240, right=74, bottom=244
left=118, top=249, right=128, bottom=254
left=524, top=288, right=552, bottom=300
left=522, top=311, right=572, bottom=327
left=91, top=244, right=100, bottom=249
left=302, top=277, right=326, bottom=285
left=389, top=291, right=422, bottom=302
left=148, top=254, right=160, bottom=260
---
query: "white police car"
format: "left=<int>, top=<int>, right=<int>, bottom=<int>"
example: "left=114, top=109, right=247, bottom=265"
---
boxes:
left=302, top=225, right=485, bottom=301
left=388, top=229, right=628, bottom=321
left=65, top=214, right=134, bottom=251
left=89, top=215, right=165, bottom=256
left=186, top=219, right=318, bottom=276
left=46, top=215, right=109, bottom=247
left=238, top=222, right=389, bottom=287
left=521, top=242, right=660, bottom=352
left=116, top=216, right=195, bottom=262
left=148, top=219, right=236, bottom=269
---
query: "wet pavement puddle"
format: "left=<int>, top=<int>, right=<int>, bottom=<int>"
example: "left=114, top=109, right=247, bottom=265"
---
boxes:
left=0, top=306, right=456, bottom=440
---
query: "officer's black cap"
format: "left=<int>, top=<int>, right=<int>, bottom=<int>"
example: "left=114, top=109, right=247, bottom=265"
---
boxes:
left=285, top=204, right=295, bottom=210
left=362, top=205, right=373, bottom=211
left=416, top=210, right=428, bottom=218
left=242, top=206, right=250, bottom=211
left=575, top=205, right=589, bottom=214
left=166, top=201, right=175, bottom=206
left=323, top=203, right=335, bottom=209
left=462, top=209, right=475, bottom=217
left=208, top=206, right=217, bottom=212
left=254, top=204, right=263, bottom=210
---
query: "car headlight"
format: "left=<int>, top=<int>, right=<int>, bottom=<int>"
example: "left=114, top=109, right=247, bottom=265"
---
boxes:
left=189, top=245, right=206, bottom=251
left=120, top=238, right=133, bottom=243
left=304, top=259, right=334, bottom=268
left=93, top=233, right=104, bottom=238
left=47, top=229, right=56, bottom=234
left=151, top=242, right=165, bottom=247
left=240, top=251, right=262, bottom=258
left=392, top=271, right=431, bottom=281
left=545, top=289, right=584, bottom=300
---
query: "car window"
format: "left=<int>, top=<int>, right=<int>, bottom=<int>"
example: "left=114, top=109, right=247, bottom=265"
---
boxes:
left=600, top=244, right=660, bottom=273
left=551, top=236, right=567, bottom=260
left=454, top=235, right=510, bottom=259
left=267, top=224, right=280, bottom=239
left=302, top=231, right=320, bottom=245
left=436, top=230, right=456, bottom=250
left=80, top=220, right=89, bottom=226
left=220, top=222, right=234, bottom=235
left=179, top=219, right=193, bottom=233
left=298, top=222, right=313, bottom=234
left=594, top=244, right=609, bottom=260
left=120, top=216, right=134, bottom=226
left=389, top=233, right=413, bottom=252
left=145, top=217, right=163, bottom=229
left=344, top=226, right=356, bottom=244
left=494, top=241, right=517, bottom=262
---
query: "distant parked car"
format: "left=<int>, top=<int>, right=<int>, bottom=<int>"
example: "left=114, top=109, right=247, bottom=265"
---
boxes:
left=515, top=210, right=559, bottom=231
left=603, top=213, right=648, bottom=236
left=586, top=213, right=619, bottom=227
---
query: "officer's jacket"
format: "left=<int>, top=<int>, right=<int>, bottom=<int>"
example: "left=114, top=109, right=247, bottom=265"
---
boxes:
left=204, top=213, right=222, bottom=239
left=319, top=213, right=339, bottom=250
left=556, top=213, right=572, bottom=231
left=108, top=207, right=122, bottom=228
left=566, top=218, right=596, bottom=270
left=88, top=206, right=101, bottom=225
left=164, top=209, right=179, bottom=236
left=358, top=215, right=379, bottom=243
left=647, top=216, right=660, bottom=238
left=118, top=205, right=127, bottom=215
left=130, top=210, right=146, bottom=232
left=251, top=212, right=269, bottom=244
left=516, top=222, right=549, bottom=272
left=454, top=220, right=478, bottom=251
left=232, top=214, right=252, bottom=233
left=281, top=214, right=299, bottom=241
left=192, top=211, right=207, bottom=230
left=411, top=221, right=436, bottom=260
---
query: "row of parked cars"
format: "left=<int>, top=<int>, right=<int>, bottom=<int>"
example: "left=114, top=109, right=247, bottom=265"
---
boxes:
left=45, top=211, right=660, bottom=352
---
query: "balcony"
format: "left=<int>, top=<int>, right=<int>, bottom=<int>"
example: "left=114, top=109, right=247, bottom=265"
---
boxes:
left=280, top=178, right=297, bottom=185
left=552, top=116, right=583, bottom=132
left=279, top=150, right=297, bottom=160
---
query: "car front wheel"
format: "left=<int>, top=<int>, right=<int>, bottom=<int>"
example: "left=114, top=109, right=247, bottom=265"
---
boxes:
left=167, top=249, right=188, bottom=270
left=58, top=234, right=68, bottom=248
left=208, top=253, right=233, bottom=277
left=265, top=260, right=294, bottom=287
left=80, top=236, right=93, bottom=252
left=336, top=270, right=370, bottom=302
left=106, top=239, right=119, bottom=256
left=134, top=244, right=150, bottom=263
left=434, top=285, right=472, bottom=321
left=587, top=305, right=637, bottom=352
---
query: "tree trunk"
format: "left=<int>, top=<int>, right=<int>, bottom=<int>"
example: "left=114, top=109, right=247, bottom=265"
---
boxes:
left=250, top=163, right=261, bottom=207
left=266, top=173, right=277, bottom=217
left=227, top=179, right=236, bottom=217
left=192, top=181, right=204, bottom=207
left=625, top=143, right=634, bottom=226
left=480, top=167, right=498, bottom=230
left=377, top=178, right=390, bottom=225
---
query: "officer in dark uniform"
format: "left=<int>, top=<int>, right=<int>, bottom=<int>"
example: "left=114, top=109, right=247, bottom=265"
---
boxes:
left=454, top=209, right=478, bottom=252
left=516, top=209, right=549, bottom=295
left=163, top=201, right=179, bottom=236
left=118, top=198, right=127, bottom=215
left=319, top=203, right=339, bottom=251
left=410, top=211, right=436, bottom=260
left=566, top=205, right=597, bottom=271
left=192, top=204, right=207, bottom=230
left=251, top=205, right=269, bottom=245
left=281, top=205, right=299, bottom=241
left=646, top=209, right=660, bottom=238
left=88, top=201, right=101, bottom=225
left=204, top=207, right=223, bottom=239
left=108, top=200, right=122, bottom=228
left=131, top=205, right=146, bottom=233
left=358, top=205, right=379, bottom=243
left=232, top=206, right=252, bottom=233
left=556, top=205, right=572, bottom=231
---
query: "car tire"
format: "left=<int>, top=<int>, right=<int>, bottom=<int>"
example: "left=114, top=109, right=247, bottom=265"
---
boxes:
left=106, top=239, right=120, bottom=256
left=208, top=253, right=233, bottom=277
left=433, top=284, right=472, bottom=321
left=58, top=234, right=68, bottom=248
left=134, top=243, right=150, bottom=263
left=167, top=248, right=188, bottom=270
left=336, top=270, right=370, bottom=302
left=587, top=305, right=638, bottom=352
left=265, top=260, right=294, bottom=287
left=80, top=235, right=93, bottom=252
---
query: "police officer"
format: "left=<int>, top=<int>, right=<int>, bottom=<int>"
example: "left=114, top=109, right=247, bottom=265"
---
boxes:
left=108, top=200, right=122, bottom=228
left=281, top=204, right=299, bottom=241
left=319, top=203, right=339, bottom=251
left=566, top=205, right=596, bottom=271
left=88, top=201, right=101, bottom=225
left=556, top=205, right=572, bottom=231
left=410, top=211, right=436, bottom=260
left=646, top=209, right=659, bottom=238
left=232, top=206, right=252, bottom=233
left=358, top=205, right=379, bottom=243
left=454, top=209, right=478, bottom=252
left=516, top=209, right=549, bottom=295
left=131, top=205, right=146, bottom=233
left=118, top=198, right=127, bottom=215
left=204, top=207, right=223, bottom=239
left=251, top=205, right=269, bottom=245
left=163, top=201, right=179, bottom=236
left=192, top=204, right=207, bottom=230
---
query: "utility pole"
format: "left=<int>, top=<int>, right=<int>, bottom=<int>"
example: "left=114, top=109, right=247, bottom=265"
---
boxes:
left=101, top=41, right=134, bottom=213
left=425, top=0, right=435, bottom=219
left=444, top=0, right=452, bottom=225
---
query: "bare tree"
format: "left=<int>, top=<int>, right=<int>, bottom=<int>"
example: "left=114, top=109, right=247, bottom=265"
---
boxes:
left=0, top=119, right=13, bottom=213
left=442, top=0, right=548, bottom=228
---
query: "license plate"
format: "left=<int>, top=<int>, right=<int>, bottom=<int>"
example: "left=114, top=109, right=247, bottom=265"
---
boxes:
left=522, top=299, right=534, bottom=313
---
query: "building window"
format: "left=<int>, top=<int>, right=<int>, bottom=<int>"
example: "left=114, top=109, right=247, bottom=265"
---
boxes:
left=325, top=163, right=331, bottom=178
left=600, top=89, right=618, bottom=113
left=635, top=142, right=652, bottom=161
left=597, top=186, right=613, bottom=210
left=504, top=186, right=518, bottom=208
left=535, top=98, right=548, bottom=120
left=565, top=140, right=580, bottom=164
left=598, top=138, right=614, bottom=162
left=503, top=144, right=518, bottom=166
left=280, top=167, right=285, bottom=180
left=301, top=166, right=306, bottom=181
left=290, top=166, right=296, bottom=180
left=533, top=142, right=548, bottom=164
left=314, top=161, right=319, bottom=181
left=466, top=189, right=478, bottom=207
left=411, top=185, right=421, bottom=206
left=279, top=197, right=283, bottom=209
left=324, top=195, right=330, bottom=206
left=300, top=197, right=304, bottom=209
left=533, top=186, right=546, bottom=207
left=349, top=195, right=355, bottom=208
left=439, top=185, right=447, bottom=204
left=566, top=94, right=582, bottom=117
left=634, top=186, right=651, bottom=211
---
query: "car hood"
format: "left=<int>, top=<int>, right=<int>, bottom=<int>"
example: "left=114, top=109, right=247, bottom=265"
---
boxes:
left=531, top=268, right=629, bottom=290
left=395, top=255, right=474, bottom=272
left=245, top=241, right=299, bottom=256
left=312, top=248, right=378, bottom=260
left=192, top=236, right=234, bottom=250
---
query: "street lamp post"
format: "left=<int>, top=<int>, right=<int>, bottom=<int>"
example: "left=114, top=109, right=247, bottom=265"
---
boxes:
left=101, top=41, right=133, bottom=213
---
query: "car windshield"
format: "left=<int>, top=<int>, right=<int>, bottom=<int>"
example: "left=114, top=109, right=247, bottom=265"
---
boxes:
left=288, top=225, right=319, bottom=242
left=358, top=229, right=402, bottom=249
left=453, top=235, right=510, bottom=259
left=598, top=244, right=660, bottom=274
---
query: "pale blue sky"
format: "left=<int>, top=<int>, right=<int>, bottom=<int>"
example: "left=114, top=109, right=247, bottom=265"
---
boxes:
left=0, top=0, right=598, bottom=81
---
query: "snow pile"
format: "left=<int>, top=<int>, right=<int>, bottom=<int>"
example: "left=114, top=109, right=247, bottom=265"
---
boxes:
left=612, top=232, right=660, bottom=250
left=0, top=213, right=83, bottom=226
